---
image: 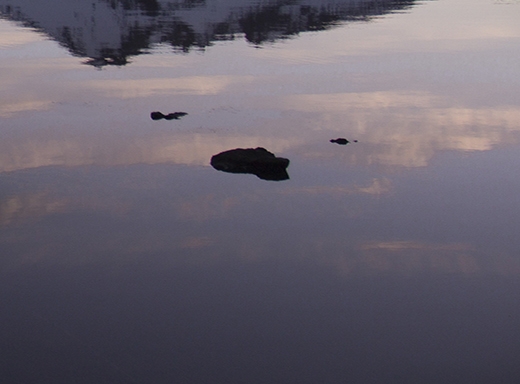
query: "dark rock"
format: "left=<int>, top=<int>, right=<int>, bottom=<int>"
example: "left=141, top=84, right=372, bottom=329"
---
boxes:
left=210, top=147, right=290, bottom=181
left=330, top=138, right=358, bottom=145
left=151, top=111, right=166, bottom=120
left=151, top=111, right=188, bottom=120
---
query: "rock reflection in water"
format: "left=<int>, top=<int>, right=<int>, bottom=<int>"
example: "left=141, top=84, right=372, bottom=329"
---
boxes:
left=0, top=0, right=418, bottom=67
left=210, top=147, right=290, bottom=181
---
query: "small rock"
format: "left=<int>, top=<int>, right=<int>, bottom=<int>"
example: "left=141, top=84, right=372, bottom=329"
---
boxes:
left=330, top=138, right=358, bottom=145
left=151, top=111, right=166, bottom=120
left=151, top=111, right=188, bottom=120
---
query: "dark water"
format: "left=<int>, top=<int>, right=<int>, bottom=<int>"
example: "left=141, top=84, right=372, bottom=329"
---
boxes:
left=1, top=0, right=520, bottom=382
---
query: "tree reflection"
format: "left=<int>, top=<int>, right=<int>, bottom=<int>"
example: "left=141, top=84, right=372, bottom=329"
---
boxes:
left=0, top=0, right=418, bottom=67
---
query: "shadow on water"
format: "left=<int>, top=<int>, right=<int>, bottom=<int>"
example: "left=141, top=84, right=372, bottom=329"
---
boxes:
left=0, top=0, right=419, bottom=67
left=210, top=147, right=290, bottom=181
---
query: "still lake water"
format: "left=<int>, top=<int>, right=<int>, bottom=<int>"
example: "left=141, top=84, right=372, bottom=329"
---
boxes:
left=1, top=0, right=520, bottom=382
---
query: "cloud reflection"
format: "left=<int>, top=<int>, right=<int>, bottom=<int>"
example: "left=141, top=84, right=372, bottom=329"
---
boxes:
left=0, top=100, right=52, bottom=117
left=0, top=25, right=42, bottom=47
left=0, top=133, right=297, bottom=173
left=2, top=93, right=520, bottom=172
left=87, top=76, right=255, bottom=98
left=0, top=193, right=67, bottom=227
left=2, top=168, right=520, bottom=277
left=357, top=240, right=482, bottom=275
left=2, top=84, right=520, bottom=173
left=281, top=178, right=392, bottom=196
left=284, top=91, right=520, bottom=166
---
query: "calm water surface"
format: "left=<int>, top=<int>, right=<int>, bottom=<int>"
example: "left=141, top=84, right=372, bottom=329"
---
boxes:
left=1, top=0, right=520, bottom=382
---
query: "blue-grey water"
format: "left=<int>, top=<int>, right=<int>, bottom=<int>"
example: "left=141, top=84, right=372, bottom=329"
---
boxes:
left=1, top=0, right=520, bottom=382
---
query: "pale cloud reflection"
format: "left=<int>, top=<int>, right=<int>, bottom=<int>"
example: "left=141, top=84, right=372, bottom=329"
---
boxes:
left=284, top=91, right=520, bottom=166
left=351, top=240, right=519, bottom=276
left=323, top=240, right=481, bottom=276
left=0, top=134, right=297, bottom=173
left=3, top=92, right=519, bottom=171
left=3, top=187, right=519, bottom=277
left=342, top=241, right=516, bottom=276
left=0, top=193, right=67, bottom=227
left=284, top=91, right=442, bottom=110
left=360, top=240, right=474, bottom=252
left=0, top=21, right=44, bottom=48
left=2, top=88, right=519, bottom=172
left=224, top=234, right=520, bottom=276
left=0, top=100, right=52, bottom=117
left=357, top=178, right=393, bottom=195
left=0, top=31, right=43, bottom=48
left=87, top=75, right=256, bottom=98
left=281, top=178, right=392, bottom=196
left=284, top=92, right=520, bottom=127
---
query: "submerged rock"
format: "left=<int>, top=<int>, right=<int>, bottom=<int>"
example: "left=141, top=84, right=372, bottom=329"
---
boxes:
left=210, top=147, right=290, bottom=181
left=330, top=138, right=358, bottom=145
left=151, top=111, right=188, bottom=120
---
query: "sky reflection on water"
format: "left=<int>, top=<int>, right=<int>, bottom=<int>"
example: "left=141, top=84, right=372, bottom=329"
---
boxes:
left=1, top=0, right=520, bottom=382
